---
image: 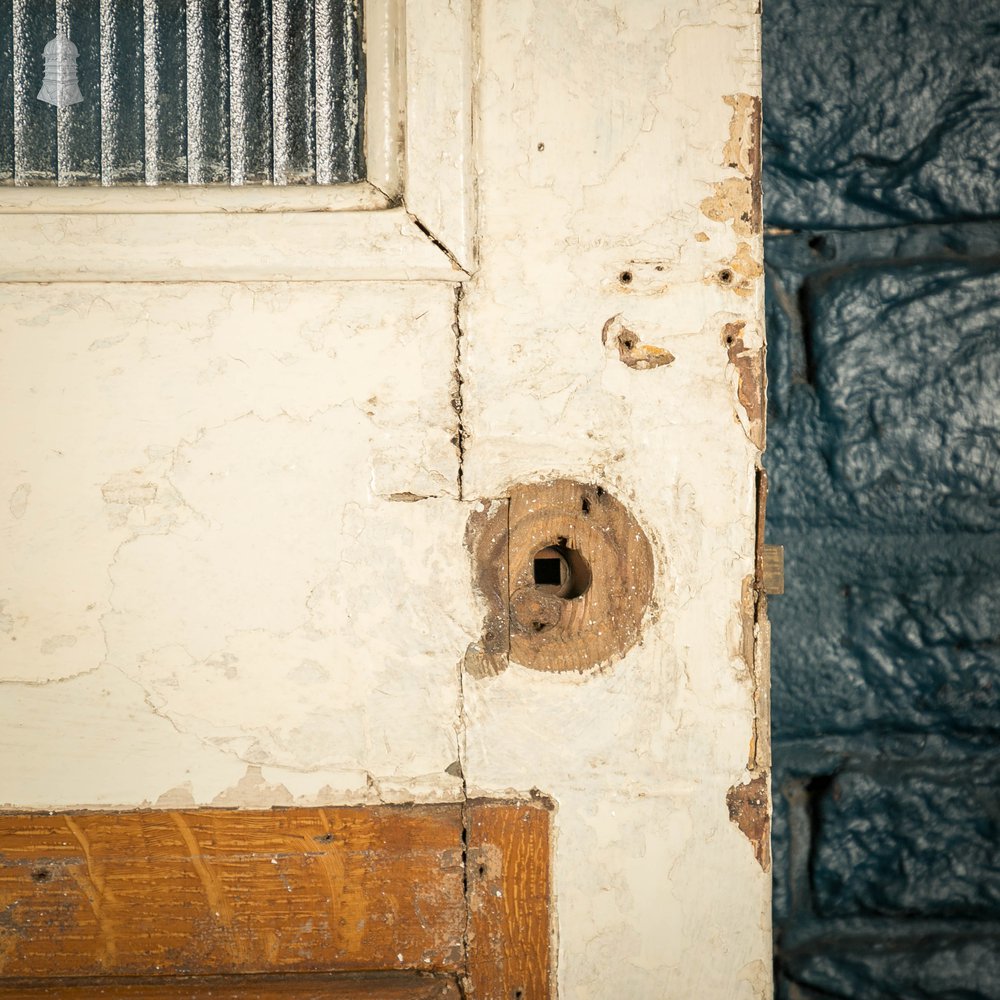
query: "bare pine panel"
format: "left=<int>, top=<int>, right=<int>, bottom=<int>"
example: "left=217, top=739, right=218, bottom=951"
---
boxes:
left=465, top=800, right=552, bottom=1000
left=0, top=807, right=466, bottom=978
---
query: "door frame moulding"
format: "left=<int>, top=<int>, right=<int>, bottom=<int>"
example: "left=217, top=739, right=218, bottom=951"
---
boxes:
left=0, top=0, right=475, bottom=280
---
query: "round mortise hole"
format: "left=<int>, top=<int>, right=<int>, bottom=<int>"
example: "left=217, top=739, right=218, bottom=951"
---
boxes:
left=719, top=268, right=734, bottom=284
left=31, top=868, right=50, bottom=883
left=619, top=269, right=633, bottom=285
left=532, top=544, right=592, bottom=600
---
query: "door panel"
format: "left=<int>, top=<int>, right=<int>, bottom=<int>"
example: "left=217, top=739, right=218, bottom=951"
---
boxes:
left=0, top=803, right=550, bottom=997
left=0, top=282, right=468, bottom=805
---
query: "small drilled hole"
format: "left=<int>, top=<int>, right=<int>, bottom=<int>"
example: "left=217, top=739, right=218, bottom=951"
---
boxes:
left=537, top=142, right=545, bottom=151
left=619, top=270, right=633, bottom=285
left=719, top=269, right=734, bottom=284
left=32, top=869, right=50, bottom=883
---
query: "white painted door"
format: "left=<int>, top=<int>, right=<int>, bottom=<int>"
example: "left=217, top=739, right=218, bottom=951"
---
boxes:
left=0, top=3, right=769, bottom=996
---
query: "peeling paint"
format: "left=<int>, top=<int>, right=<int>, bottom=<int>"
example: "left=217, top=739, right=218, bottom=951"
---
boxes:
left=701, top=93, right=762, bottom=238
left=724, top=321, right=766, bottom=450
left=727, top=773, right=771, bottom=871
left=701, top=177, right=758, bottom=239
left=602, top=315, right=675, bottom=371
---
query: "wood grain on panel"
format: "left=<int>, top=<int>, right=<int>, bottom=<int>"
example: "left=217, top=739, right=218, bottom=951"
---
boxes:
left=0, top=807, right=466, bottom=978
left=465, top=800, right=552, bottom=1000
left=0, top=973, right=460, bottom=999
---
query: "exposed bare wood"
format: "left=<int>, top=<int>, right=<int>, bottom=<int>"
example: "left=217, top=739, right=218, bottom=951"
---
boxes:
left=465, top=800, right=552, bottom=1000
left=0, top=807, right=466, bottom=978
left=467, top=480, right=655, bottom=673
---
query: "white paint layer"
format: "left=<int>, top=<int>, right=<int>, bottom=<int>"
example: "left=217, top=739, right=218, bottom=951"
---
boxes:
left=0, top=282, right=467, bottom=807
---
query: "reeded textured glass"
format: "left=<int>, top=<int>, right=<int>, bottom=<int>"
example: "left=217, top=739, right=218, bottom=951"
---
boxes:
left=1, top=0, right=364, bottom=185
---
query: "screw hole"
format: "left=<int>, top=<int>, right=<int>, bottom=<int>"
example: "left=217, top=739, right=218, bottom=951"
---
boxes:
left=619, top=270, right=633, bottom=285
left=537, top=142, right=545, bottom=152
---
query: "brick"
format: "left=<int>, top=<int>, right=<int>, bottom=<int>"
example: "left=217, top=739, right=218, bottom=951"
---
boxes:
left=763, top=0, right=1000, bottom=228
left=766, top=251, right=1000, bottom=533
left=811, top=769, right=1000, bottom=918
left=770, top=530, right=1000, bottom=739
left=781, top=937, right=1000, bottom=1000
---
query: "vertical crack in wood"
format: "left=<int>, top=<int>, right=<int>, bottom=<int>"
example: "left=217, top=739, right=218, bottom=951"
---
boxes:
left=451, top=282, right=466, bottom=501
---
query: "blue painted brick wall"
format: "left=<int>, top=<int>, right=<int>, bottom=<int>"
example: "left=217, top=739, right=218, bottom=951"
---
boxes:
left=763, top=2, right=1000, bottom=997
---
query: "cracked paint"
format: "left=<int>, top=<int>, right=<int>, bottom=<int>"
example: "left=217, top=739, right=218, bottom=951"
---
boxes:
left=0, top=281, right=470, bottom=799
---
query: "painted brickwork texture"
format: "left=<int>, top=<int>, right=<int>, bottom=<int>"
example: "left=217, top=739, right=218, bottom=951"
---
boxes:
left=763, top=1, right=1000, bottom=997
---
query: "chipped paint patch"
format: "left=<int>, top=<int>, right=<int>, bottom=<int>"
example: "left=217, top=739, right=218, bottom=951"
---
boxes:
left=210, top=766, right=296, bottom=809
left=722, top=94, right=761, bottom=178
left=701, top=93, right=762, bottom=238
left=701, top=177, right=758, bottom=238
left=602, top=315, right=675, bottom=371
left=723, top=322, right=766, bottom=450
left=727, top=773, right=771, bottom=871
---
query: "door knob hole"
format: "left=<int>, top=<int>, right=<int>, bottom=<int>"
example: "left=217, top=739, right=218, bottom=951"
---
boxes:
left=532, top=545, right=591, bottom=600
